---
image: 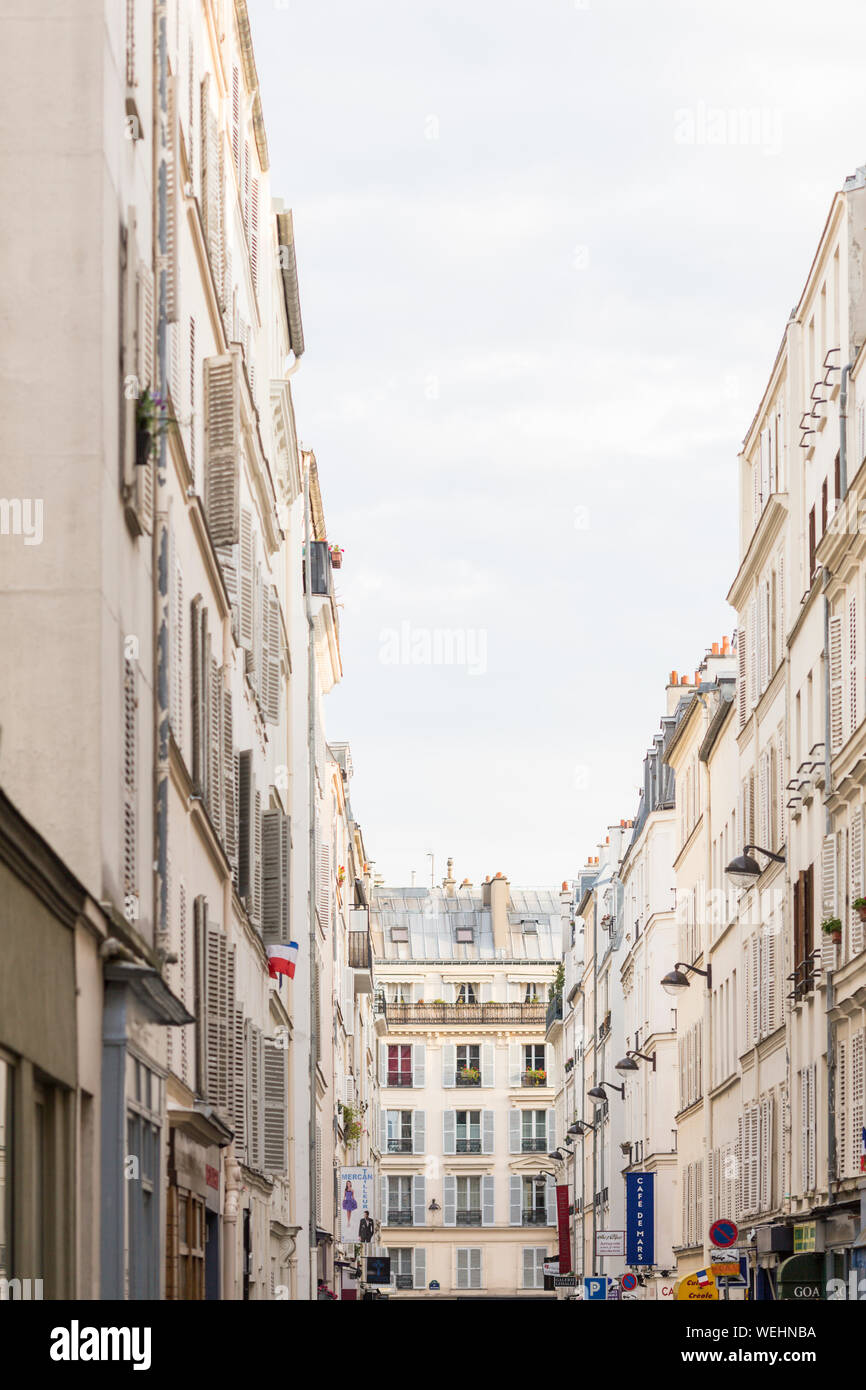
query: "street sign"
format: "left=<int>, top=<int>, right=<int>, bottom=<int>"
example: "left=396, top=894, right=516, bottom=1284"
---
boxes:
left=708, top=1219, right=738, bottom=1249
left=607, top=1285, right=622, bottom=1300
left=583, top=1276, right=610, bottom=1301
left=595, top=1230, right=626, bottom=1256
left=677, top=1269, right=718, bottom=1301
left=621, top=1273, right=637, bottom=1291
left=710, top=1261, right=741, bottom=1277
left=554, top=1275, right=578, bottom=1287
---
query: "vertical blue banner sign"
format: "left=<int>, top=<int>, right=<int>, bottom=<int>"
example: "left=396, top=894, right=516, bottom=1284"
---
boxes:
left=625, top=1172, right=654, bottom=1266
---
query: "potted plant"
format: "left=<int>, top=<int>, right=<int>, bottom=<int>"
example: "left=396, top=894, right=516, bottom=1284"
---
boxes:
left=822, top=916, right=843, bottom=945
left=524, top=1068, right=547, bottom=1086
left=135, top=388, right=175, bottom=466
left=458, top=1066, right=481, bottom=1084
left=855, top=897, right=866, bottom=922
left=336, top=865, right=346, bottom=886
left=432, top=998, right=445, bottom=1004
left=330, top=544, right=344, bottom=569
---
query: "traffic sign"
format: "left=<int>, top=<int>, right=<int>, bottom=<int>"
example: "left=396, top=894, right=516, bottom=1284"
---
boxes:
left=621, top=1273, right=637, bottom=1291
left=583, top=1276, right=609, bottom=1301
left=607, top=1285, right=622, bottom=1300
left=708, top=1219, right=738, bottom=1249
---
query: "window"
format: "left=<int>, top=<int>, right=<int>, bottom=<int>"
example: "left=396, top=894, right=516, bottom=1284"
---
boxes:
left=386, top=1110, right=413, bottom=1153
left=386, top=1176, right=413, bottom=1225
left=387, top=1045, right=412, bottom=1088
left=455, top=982, right=477, bottom=1003
left=455, top=927, right=474, bottom=944
left=456, top=1110, right=481, bottom=1154
left=522, top=1247, right=547, bottom=1290
left=522, top=1176, right=547, bottom=1225
left=126, top=1055, right=162, bottom=1300
left=523, top=983, right=541, bottom=1003
left=456, top=1247, right=482, bottom=1290
left=389, top=1246, right=414, bottom=1290
left=455, top=1176, right=482, bottom=1226
left=390, top=927, right=409, bottom=943
left=456, top=1044, right=480, bottom=1086
left=524, top=1044, right=545, bottom=1083
left=521, top=1110, right=547, bottom=1153
left=173, top=1190, right=205, bottom=1300
left=388, top=983, right=412, bottom=1004
left=0, top=1058, right=12, bottom=1282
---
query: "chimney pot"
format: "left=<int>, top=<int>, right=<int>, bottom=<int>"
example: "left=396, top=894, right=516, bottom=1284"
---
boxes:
left=670, top=669, right=678, bottom=685
left=712, top=642, right=719, bottom=655
left=561, top=880, right=569, bottom=891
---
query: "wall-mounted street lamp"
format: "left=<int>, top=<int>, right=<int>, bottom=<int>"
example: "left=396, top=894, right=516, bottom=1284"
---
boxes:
left=724, top=843, right=785, bottom=889
left=615, top=1050, right=656, bottom=1073
left=569, top=1119, right=596, bottom=1137
left=587, top=1081, right=624, bottom=1102
left=660, top=960, right=712, bottom=995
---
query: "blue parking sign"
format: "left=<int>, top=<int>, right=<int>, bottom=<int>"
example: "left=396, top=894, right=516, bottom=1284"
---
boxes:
left=583, top=1276, right=609, bottom=1301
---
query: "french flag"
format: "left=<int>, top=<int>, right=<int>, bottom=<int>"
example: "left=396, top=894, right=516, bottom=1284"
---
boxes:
left=696, top=1269, right=710, bottom=1287
left=267, top=942, right=298, bottom=981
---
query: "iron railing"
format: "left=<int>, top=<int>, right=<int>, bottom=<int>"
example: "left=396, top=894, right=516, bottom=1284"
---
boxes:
left=394, top=1273, right=413, bottom=1290
left=522, top=1210, right=549, bottom=1226
left=545, top=993, right=563, bottom=1030
left=456, top=1073, right=481, bottom=1087
left=386, top=1209, right=413, bottom=1227
left=456, top=1138, right=482, bottom=1153
left=385, top=1073, right=414, bottom=1088
left=387, top=1138, right=413, bottom=1153
left=521, top=1073, right=549, bottom=1087
left=348, top=931, right=372, bottom=970
left=521, top=1138, right=547, bottom=1153
left=456, top=1209, right=483, bottom=1226
left=385, top=1001, right=546, bottom=1026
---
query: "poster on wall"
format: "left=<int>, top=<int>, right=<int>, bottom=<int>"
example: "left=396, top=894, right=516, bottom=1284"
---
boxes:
left=339, top=1166, right=376, bottom=1244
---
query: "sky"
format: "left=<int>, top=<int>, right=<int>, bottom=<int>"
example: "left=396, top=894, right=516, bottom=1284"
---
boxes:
left=250, top=0, right=866, bottom=889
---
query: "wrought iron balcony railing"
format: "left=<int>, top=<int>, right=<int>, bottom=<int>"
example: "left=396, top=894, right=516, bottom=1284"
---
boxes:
left=455, top=1138, right=482, bottom=1153
left=387, top=1138, right=413, bottom=1153
left=385, top=1001, right=546, bottom=1026
left=521, top=1138, right=548, bottom=1153
left=455, top=1208, right=483, bottom=1226
left=385, top=1073, right=414, bottom=1088
left=386, top=1208, right=413, bottom=1226
left=521, top=1072, right=548, bottom=1087
left=348, top=930, right=373, bottom=971
left=522, top=1210, right=549, bottom=1226
left=394, top=1273, right=413, bottom=1289
left=545, top=992, right=563, bottom=1030
left=456, top=1072, right=481, bottom=1087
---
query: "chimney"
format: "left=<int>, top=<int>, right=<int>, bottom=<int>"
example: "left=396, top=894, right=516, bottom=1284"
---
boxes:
left=443, top=856, right=456, bottom=897
left=722, top=635, right=730, bottom=654
left=486, top=871, right=510, bottom=949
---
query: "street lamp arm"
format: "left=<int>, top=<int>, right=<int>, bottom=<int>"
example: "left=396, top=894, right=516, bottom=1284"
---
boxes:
left=743, top=844, right=786, bottom=864
left=675, top=960, right=710, bottom=980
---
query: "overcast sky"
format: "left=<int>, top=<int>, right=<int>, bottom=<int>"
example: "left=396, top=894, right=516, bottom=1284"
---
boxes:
left=251, top=0, right=866, bottom=889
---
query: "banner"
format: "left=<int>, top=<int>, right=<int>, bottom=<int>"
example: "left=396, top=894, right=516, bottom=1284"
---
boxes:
left=625, top=1171, right=654, bottom=1266
left=555, top=1184, right=572, bottom=1274
left=339, top=1166, right=376, bottom=1244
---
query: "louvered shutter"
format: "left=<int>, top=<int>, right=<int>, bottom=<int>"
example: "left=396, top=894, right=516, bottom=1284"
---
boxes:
left=807, top=1064, right=816, bottom=1191
left=707, top=1149, right=717, bottom=1225
left=122, top=658, right=137, bottom=907
left=413, top=1248, right=426, bottom=1290
left=482, top=1109, right=494, bottom=1154
left=829, top=613, right=844, bottom=751
left=315, top=820, right=331, bottom=929
left=760, top=1096, right=773, bottom=1211
left=442, top=1110, right=456, bottom=1154
left=247, top=1021, right=263, bottom=1170
left=379, top=1042, right=388, bottom=1084
left=203, top=353, right=240, bottom=547
left=237, top=749, right=254, bottom=905
left=547, top=1108, right=556, bottom=1152
left=838, top=1039, right=849, bottom=1178
left=822, top=833, right=839, bottom=969
left=851, top=807, right=864, bottom=955
left=760, top=581, right=770, bottom=692
left=749, top=597, right=758, bottom=705
left=851, top=1031, right=864, bottom=1181
left=777, top=727, right=786, bottom=846
left=253, top=790, right=262, bottom=927
left=443, top=1175, right=456, bottom=1227
left=695, top=1157, right=703, bottom=1239
left=413, top=1111, right=426, bottom=1155
left=262, top=810, right=291, bottom=946
left=264, top=586, right=281, bottom=724
left=223, top=693, right=237, bottom=880
left=765, top=925, right=778, bottom=1035
left=750, top=934, right=760, bottom=1047
left=165, top=76, right=179, bottom=321
left=777, top=548, right=785, bottom=654
left=738, top=626, right=748, bottom=727
left=412, top=1043, right=426, bottom=1087
left=207, top=659, right=222, bottom=834
left=482, top=1175, right=495, bottom=1227
left=850, top=596, right=858, bottom=736
left=379, top=1110, right=388, bottom=1153
left=250, top=176, right=259, bottom=295
left=738, top=1114, right=745, bottom=1215
left=232, top=1005, right=246, bottom=1160
left=481, top=1042, right=494, bottom=1088
left=205, top=925, right=234, bottom=1113
left=200, top=75, right=222, bottom=288
left=509, top=1175, right=522, bottom=1226
left=545, top=1175, right=556, bottom=1226
left=442, top=1043, right=456, bottom=1087
left=263, top=1037, right=288, bottom=1173
left=508, top=1042, right=522, bottom=1086
left=380, top=1176, right=388, bottom=1224
left=509, top=1110, right=521, bottom=1154
left=239, top=508, right=254, bottom=649
left=170, top=530, right=184, bottom=749
left=759, top=752, right=769, bottom=849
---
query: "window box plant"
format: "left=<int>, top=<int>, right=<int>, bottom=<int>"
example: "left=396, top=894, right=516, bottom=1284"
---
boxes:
left=524, top=1068, right=547, bottom=1086
left=330, top=544, right=344, bottom=569
left=135, top=389, right=175, bottom=466
left=457, top=1066, right=481, bottom=1084
left=854, top=897, right=866, bottom=922
left=822, top=916, right=842, bottom=944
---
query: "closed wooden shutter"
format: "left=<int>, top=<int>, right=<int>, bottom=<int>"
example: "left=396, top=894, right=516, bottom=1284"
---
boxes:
left=822, top=833, right=839, bottom=969
left=205, top=924, right=235, bottom=1114
left=707, top=1149, right=717, bottom=1225
left=122, top=657, right=138, bottom=914
left=749, top=597, right=758, bottom=706
left=480, top=1041, right=494, bottom=1088
left=750, top=934, right=760, bottom=1047
left=838, top=1039, right=848, bottom=1178
left=315, top=819, right=331, bottom=929
left=207, top=660, right=223, bottom=834
left=443, top=1174, right=456, bottom=1226
left=231, top=66, right=240, bottom=170
left=264, top=585, right=281, bottom=724
left=851, top=807, right=864, bottom=955
left=232, top=1004, right=246, bottom=1161
left=237, top=750, right=254, bottom=906
left=829, top=613, right=844, bottom=751
left=760, top=581, right=770, bottom=692
left=482, top=1175, right=495, bottom=1227
left=412, top=1175, right=426, bottom=1227
left=166, top=76, right=179, bottom=321
left=851, top=1030, right=864, bottom=1181
left=262, top=810, right=291, bottom=946
left=738, top=626, right=747, bottom=727
left=247, top=1020, right=263, bottom=1170
left=263, top=1038, right=288, bottom=1173
left=412, top=1043, right=426, bottom=1087
left=759, top=1095, right=773, bottom=1211
left=442, top=1044, right=456, bottom=1088
left=777, top=548, right=785, bottom=655
left=508, top=1042, right=522, bottom=1086
left=250, top=177, right=259, bottom=295
left=850, top=595, right=859, bottom=737
left=413, top=1248, right=426, bottom=1290
left=482, top=1109, right=494, bottom=1154
left=509, top=1175, right=522, bottom=1226
left=253, top=789, right=262, bottom=928
left=170, top=527, right=184, bottom=749
left=807, top=1064, right=816, bottom=1191
left=777, top=726, right=786, bottom=847
left=412, top=1110, right=426, bottom=1155
left=223, top=692, right=237, bottom=880
left=201, top=77, right=223, bottom=293
left=203, top=353, right=240, bottom=547
left=239, top=509, right=254, bottom=649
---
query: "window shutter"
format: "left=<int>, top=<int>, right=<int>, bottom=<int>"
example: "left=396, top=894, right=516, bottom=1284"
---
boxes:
left=413, top=1110, right=426, bottom=1155
left=315, top=820, right=331, bottom=929
left=482, top=1109, right=494, bottom=1154
left=822, top=833, right=839, bottom=969
left=482, top=1175, right=495, bottom=1227
left=205, top=925, right=234, bottom=1113
left=442, top=1043, right=456, bottom=1088
left=207, top=659, right=223, bottom=835
left=738, top=1114, right=745, bottom=1216
left=231, top=65, right=240, bottom=170
left=759, top=1096, right=773, bottom=1211
left=777, top=726, right=786, bottom=847
left=264, top=585, right=281, bottom=724
left=169, top=531, right=184, bottom=750
left=443, top=1175, right=456, bottom=1226
left=263, top=1037, right=288, bottom=1173
left=777, top=548, right=785, bottom=654
left=200, top=75, right=222, bottom=289
left=413, top=1248, right=426, bottom=1290
left=738, top=626, right=747, bottom=727
left=442, top=1109, right=456, bottom=1155
left=760, top=581, right=770, bottom=692
left=545, top=1175, right=556, bottom=1226
left=750, top=934, right=760, bottom=1048
left=378, top=1043, right=388, bottom=1084
left=412, top=1043, right=426, bottom=1087
left=509, top=1110, right=521, bottom=1154
left=850, top=595, right=858, bottom=737
left=253, top=789, right=262, bottom=928
left=247, top=1021, right=263, bottom=1170
left=262, top=810, right=291, bottom=946
left=764, top=926, right=778, bottom=1036
left=481, top=1042, right=494, bottom=1088
left=250, top=176, right=259, bottom=296
left=830, top=613, right=844, bottom=751
left=759, top=752, right=769, bottom=849
left=470, top=1248, right=482, bottom=1288
left=223, top=693, right=237, bottom=882
left=749, top=597, right=758, bottom=706
left=509, top=1175, right=522, bottom=1226
left=237, top=749, right=254, bottom=906
left=707, top=1149, right=717, bottom=1225
left=837, top=1040, right=849, bottom=1179
left=851, top=807, right=864, bottom=955
left=232, top=1005, right=246, bottom=1161
left=779, top=1086, right=790, bottom=1207
left=203, top=353, right=240, bottom=547
left=165, top=76, right=179, bottom=321
left=851, top=1031, right=864, bottom=1182
left=508, top=1042, right=522, bottom=1086
left=122, top=657, right=138, bottom=909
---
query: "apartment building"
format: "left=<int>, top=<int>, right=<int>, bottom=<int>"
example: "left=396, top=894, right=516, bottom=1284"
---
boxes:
left=369, top=869, right=566, bottom=1298
left=0, top=0, right=377, bottom=1301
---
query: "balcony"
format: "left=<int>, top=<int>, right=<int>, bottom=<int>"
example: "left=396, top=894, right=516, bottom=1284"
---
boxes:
left=522, top=1210, right=549, bottom=1226
left=385, top=1001, right=546, bottom=1026
left=521, top=1071, right=548, bottom=1088
left=545, top=992, right=563, bottom=1032
left=387, top=1138, right=413, bottom=1154
left=348, top=930, right=373, bottom=994
left=386, top=1074, right=414, bottom=1088
left=456, top=1071, right=481, bottom=1087
left=394, top=1273, right=413, bottom=1290
left=455, top=1209, right=482, bottom=1226
left=521, top=1138, right=548, bottom=1153
left=386, top=1208, right=413, bottom=1227
left=456, top=1138, right=482, bottom=1154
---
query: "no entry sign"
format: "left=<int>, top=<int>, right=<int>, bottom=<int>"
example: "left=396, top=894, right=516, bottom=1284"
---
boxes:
left=708, top=1219, right=738, bottom=1249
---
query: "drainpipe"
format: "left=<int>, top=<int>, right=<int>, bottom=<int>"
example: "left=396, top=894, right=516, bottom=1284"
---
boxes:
left=591, top=896, right=598, bottom=1274
left=839, top=363, right=852, bottom=502
left=304, top=460, right=318, bottom=1296
left=821, top=568, right=838, bottom=1238
left=223, top=1153, right=242, bottom=1298
left=153, top=9, right=170, bottom=960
